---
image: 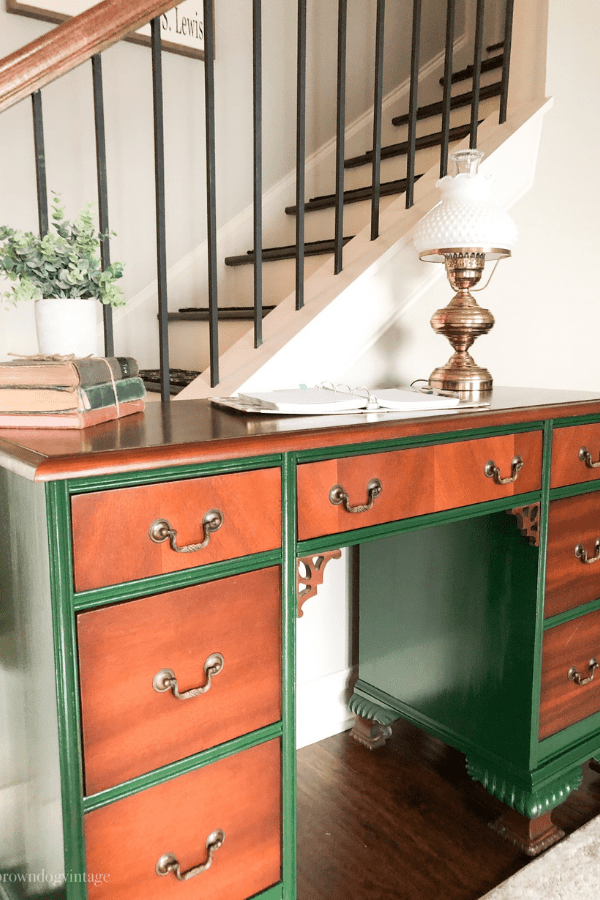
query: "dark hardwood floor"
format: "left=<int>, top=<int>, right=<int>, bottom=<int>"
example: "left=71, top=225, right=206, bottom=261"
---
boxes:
left=297, top=720, right=600, bottom=900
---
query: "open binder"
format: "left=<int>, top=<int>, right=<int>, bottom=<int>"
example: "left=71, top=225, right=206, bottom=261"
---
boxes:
left=212, top=384, right=489, bottom=416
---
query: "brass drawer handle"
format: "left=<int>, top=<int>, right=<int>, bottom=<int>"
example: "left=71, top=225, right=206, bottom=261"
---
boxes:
left=156, top=829, right=225, bottom=881
left=568, top=659, right=599, bottom=686
left=153, top=653, right=224, bottom=699
left=575, top=541, right=600, bottom=564
left=149, top=509, right=223, bottom=553
left=579, top=446, right=600, bottom=469
left=484, top=456, right=523, bottom=485
left=329, top=478, right=383, bottom=513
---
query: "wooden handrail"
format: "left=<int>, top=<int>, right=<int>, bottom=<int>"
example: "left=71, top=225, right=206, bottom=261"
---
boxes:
left=0, top=0, right=181, bottom=114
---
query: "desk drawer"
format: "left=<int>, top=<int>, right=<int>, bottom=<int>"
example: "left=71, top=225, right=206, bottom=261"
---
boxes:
left=78, top=568, right=281, bottom=795
left=297, top=432, right=542, bottom=541
left=539, top=609, right=600, bottom=740
left=545, top=493, right=600, bottom=618
left=551, top=423, right=600, bottom=488
left=84, top=739, right=281, bottom=900
left=71, top=468, right=281, bottom=591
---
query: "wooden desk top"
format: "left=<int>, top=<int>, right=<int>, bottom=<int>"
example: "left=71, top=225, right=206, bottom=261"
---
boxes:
left=1, top=386, right=600, bottom=482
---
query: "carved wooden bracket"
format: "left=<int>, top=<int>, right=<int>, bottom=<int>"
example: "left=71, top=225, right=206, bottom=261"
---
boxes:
left=296, top=549, right=342, bottom=617
left=507, top=504, right=540, bottom=547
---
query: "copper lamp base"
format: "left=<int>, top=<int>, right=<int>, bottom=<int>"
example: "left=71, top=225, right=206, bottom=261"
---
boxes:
left=425, top=249, right=505, bottom=399
left=429, top=354, right=493, bottom=397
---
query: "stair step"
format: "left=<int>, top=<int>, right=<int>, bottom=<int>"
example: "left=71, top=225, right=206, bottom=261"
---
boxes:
left=344, top=121, right=473, bottom=170
left=224, top=236, right=353, bottom=267
left=440, top=53, right=503, bottom=86
left=391, top=81, right=501, bottom=127
left=168, top=306, right=276, bottom=321
left=140, top=368, right=200, bottom=395
left=284, top=175, right=423, bottom=215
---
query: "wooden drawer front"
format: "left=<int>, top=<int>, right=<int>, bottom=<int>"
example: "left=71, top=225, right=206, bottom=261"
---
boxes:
left=545, top=494, right=600, bottom=618
left=84, top=739, right=281, bottom=900
left=551, top=423, right=600, bottom=488
left=297, top=446, right=434, bottom=541
left=71, top=467, right=281, bottom=591
left=539, top=610, right=600, bottom=740
left=78, top=568, right=281, bottom=795
left=297, top=432, right=542, bottom=541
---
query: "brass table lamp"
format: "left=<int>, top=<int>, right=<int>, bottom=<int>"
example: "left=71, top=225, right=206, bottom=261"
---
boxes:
left=413, top=149, right=518, bottom=397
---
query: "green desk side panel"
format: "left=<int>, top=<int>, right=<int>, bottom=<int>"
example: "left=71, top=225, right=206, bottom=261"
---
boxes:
left=0, top=470, right=66, bottom=896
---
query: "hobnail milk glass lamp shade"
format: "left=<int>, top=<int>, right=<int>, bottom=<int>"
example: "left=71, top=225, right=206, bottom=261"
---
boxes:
left=413, top=149, right=518, bottom=262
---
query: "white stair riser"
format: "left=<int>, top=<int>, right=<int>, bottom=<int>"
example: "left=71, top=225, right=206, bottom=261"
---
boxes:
left=222, top=250, right=328, bottom=309
left=293, top=194, right=399, bottom=245
left=168, top=318, right=254, bottom=373
left=387, top=92, right=501, bottom=148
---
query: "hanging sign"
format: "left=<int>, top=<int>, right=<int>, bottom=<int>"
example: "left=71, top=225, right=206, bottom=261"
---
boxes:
left=6, top=1, right=211, bottom=59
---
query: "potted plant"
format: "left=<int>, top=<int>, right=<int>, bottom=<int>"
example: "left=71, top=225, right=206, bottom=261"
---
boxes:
left=0, top=192, right=125, bottom=357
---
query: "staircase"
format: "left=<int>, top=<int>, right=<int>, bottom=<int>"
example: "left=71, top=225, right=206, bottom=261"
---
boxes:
left=0, top=0, right=551, bottom=402
left=172, top=42, right=515, bottom=400
left=145, top=43, right=509, bottom=397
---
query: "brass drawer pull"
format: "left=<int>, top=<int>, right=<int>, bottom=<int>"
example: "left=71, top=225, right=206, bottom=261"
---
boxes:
left=568, top=659, right=599, bottom=686
left=329, top=478, right=383, bottom=513
left=149, top=509, right=223, bottom=553
left=153, top=653, right=224, bottom=699
left=579, top=446, right=600, bottom=469
left=156, top=829, right=225, bottom=881
left=484, top=456, right=523, bottom=485
left=575, top=541, right=600, bottom=564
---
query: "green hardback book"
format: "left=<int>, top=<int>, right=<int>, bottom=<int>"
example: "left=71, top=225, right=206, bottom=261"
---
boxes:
left=0, top=356, right=139, bottom=387
left=0, top=377, right=146, bottom=413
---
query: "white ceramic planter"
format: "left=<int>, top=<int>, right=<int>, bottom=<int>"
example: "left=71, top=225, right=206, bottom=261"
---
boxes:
left=34, top=297, right=98, bottom=357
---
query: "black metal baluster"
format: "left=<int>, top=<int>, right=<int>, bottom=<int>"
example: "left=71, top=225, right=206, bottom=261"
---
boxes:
left=440, top=0, right=456, bottom=177
left=406, top=0, right=421, bottom=209
left=499, top=0, right=514, bottom=124
left=31, top=90, right=48, bottom=236
left=151, top=18, right=170, bottom=401
left=91, top=54, right=114, bottom=357
left=469, top=0, right=485, bottom=149
left=203, top=0, right=219, bottom=385
left=253, top=0, right=263, bottom=347
left=334, top=0, right=347, bottom=274
left=370, top=0, right=385, bottom=241
left=295, top=0, right=307, bottom=310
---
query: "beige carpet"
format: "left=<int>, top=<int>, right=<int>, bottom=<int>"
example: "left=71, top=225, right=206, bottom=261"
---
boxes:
left=481, top=815, right=600, bottom=899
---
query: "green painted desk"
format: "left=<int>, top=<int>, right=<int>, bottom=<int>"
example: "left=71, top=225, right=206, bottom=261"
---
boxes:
left=2, top=386, right=600, bottom=897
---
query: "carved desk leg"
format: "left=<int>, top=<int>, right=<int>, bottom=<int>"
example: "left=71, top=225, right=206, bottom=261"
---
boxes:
left=488, top=808, right=564, bottom=857
left=350, top=715, right=393, bottom=750
left=347, top=694, right=396, bottom=750
left=467, top=755, right=581, bottom=856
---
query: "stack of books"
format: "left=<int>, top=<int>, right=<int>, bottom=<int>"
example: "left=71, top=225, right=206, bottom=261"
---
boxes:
left=0, top=356, right=146, bottom=429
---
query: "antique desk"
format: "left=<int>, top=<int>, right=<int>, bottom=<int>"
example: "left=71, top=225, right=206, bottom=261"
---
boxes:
left=2, top=386, right=600, bottom=898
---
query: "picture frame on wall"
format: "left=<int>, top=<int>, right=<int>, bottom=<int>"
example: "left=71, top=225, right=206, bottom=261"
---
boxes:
left=6, top=0, right=213, bottom=60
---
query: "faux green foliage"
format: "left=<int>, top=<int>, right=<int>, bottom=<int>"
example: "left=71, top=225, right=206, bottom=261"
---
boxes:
left=0, top=193, right=125, bottom=307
